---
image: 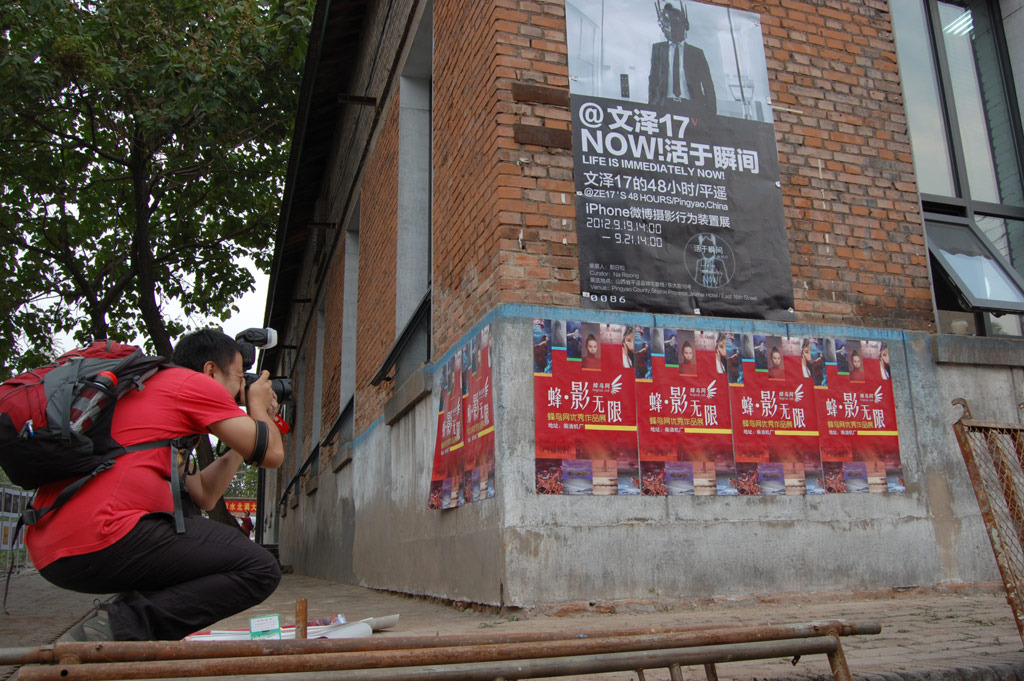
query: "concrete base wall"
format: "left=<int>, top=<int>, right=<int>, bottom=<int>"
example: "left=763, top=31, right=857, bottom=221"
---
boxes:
left=278, top=306, right=1013, bottom=607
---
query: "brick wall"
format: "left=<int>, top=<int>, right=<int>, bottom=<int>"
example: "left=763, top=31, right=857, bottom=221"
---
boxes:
left=354, top=101, right=400, bottom=434
left=430, top=0, right=583, bottom=356
left=341, top=0, right=934, bottom=437
left=320, top=235, right=346, bottom=437
left=431, top=0, right=934, bottom=336
left=431, top=0, right=503, bottom=353
left=758, top=0, right=933, bottom=329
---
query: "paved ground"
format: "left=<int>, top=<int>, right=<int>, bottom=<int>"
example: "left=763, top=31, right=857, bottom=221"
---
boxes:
left=1, top=568, right=1022, bottom=681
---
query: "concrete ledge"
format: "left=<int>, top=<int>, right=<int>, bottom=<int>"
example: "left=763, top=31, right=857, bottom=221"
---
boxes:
left=931, top=334, right=1024, bottom=366
left=304, top=470, right=318, bottom=496
left=384, top=362, right=432, bottom=425
left=332, top=443, right=353, bottom=473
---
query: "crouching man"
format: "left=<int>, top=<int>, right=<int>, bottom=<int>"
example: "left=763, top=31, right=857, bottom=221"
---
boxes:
left=25, top=329, right=285, bottom=641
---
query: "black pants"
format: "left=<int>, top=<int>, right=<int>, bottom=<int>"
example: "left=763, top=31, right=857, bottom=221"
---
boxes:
left=40, top=514, right=281, bottom=640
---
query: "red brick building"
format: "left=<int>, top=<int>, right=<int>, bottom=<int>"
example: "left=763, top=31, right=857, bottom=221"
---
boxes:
left=259, top=0, right=1024, bottom=606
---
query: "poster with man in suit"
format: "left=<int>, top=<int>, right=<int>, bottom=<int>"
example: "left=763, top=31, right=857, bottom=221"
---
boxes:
left=648, top=2, right=716, bottom=123
left=565, top=0, right=793, bottom=320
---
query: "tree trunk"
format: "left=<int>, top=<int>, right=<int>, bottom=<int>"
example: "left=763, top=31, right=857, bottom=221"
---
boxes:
left=128, top=131, right=237, bottom=531
left=129, top=129, right=173, bottom=358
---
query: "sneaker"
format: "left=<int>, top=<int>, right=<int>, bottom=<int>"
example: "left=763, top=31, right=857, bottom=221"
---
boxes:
left=58, top=609, right=114, bottom=642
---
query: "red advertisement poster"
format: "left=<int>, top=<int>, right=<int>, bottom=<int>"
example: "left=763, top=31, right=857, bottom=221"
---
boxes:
left=428, top=350, right=464, bottom=510
left=729, top=335, right=824, bottom=496
left=636, top=328, right=735, bottom=495
left=224, top=499, right=258, bottom=514
left=534, top=319, right=640, bottom=495
left=818, top=339, right=903, bottom=493
left=461, top=326, right=496, bottom=503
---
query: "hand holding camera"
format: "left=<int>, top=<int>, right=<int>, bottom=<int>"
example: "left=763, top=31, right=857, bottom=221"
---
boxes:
left=234, top=327, right=292, bottom=432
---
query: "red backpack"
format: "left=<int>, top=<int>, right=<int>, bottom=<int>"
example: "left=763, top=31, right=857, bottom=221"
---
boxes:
left=0, top=340, right=170, bottom=520
left=0, top=341, right=183, bottom=611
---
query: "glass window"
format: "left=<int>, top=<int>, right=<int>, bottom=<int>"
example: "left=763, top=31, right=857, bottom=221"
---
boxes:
left=1003, top=0, right=1024, bottom=118
left=893, top=0, right=1024, bottom=334
left=891, top=0, right=957, bottom=196
left=939, top=3, right=1002, bottom=202
left=986, top=311, right=1023, bottom=335
left=927, top=220, right=1024, bottom=309
left=977, top=215, right=1024, bottom=276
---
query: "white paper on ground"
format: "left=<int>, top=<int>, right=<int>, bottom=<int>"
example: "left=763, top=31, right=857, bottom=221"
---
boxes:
left=186, top=620, right=374, bottom=641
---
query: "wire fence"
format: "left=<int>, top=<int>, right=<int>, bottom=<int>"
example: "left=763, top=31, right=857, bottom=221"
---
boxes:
left=952, top=398, right=1024, bottom=646
left=0, top=484, right=32, bottom=575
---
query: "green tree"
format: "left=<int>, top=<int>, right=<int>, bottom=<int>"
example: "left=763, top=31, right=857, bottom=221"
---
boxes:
left=226, top=464, right=259, bottom=499
left=0, top=0, right=312, bottom=372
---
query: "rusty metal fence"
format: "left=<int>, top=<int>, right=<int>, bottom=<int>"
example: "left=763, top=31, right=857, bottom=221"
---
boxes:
left=0, top=620, right=880, bottom=681
left=951, top=398, right=1024, bottom=645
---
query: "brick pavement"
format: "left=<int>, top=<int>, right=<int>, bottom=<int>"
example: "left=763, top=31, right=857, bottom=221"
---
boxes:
left=1, top=569, right=1022, bottom=681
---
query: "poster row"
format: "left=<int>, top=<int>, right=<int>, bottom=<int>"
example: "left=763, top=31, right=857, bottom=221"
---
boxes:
left=533, top=319, right=903, bottom=496
left=429, top=325, right=496, bottom=510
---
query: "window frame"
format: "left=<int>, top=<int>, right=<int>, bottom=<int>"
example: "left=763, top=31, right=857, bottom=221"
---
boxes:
left=897, top=0, right=1024, bottom=333
left=924, top=213, right=1024, bottom=313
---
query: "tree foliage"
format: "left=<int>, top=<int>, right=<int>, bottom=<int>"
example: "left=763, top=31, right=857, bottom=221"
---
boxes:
left=226, top=463, right=258, bottom=499
left=0, top=0, right=312, bottom=373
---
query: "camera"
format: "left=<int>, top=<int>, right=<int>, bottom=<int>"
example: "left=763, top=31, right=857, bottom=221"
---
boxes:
left=235, top=328, right=293, bottom=403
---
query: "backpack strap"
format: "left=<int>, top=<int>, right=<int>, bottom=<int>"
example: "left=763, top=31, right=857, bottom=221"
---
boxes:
left=169, top=442, right=185, bottom=534
left=20, top=439, right=172, bottom=526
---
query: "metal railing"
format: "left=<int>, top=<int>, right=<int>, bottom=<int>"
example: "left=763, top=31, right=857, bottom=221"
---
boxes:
left=0, top=484, right=31, bottom=575
left=952, top=397, right=1024, bottom=646
left=2, top=619, right=879, bottom=681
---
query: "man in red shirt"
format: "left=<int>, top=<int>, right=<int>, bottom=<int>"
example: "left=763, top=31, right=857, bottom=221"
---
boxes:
left=26, top=329, right=285, bottom=641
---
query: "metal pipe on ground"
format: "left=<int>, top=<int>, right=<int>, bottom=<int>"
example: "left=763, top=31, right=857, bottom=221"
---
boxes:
left=14, top=624, right=876, bottom=681
left=18, top=637, right=844, bottom=681
left=295, top=600, right=307, bottom=642
left=0, top=620, right=879, bottom=667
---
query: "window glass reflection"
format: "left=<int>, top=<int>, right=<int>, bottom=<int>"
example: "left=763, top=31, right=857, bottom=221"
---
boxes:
left=890, top=0, right=956, bottom=196
left=987, top=312, right=1023, bottom=336
left=939, top=2, right=1001, bottom=204
left=977, top=215, right=1024, bottom=278
left=929, top=222, right=1024, bottom=304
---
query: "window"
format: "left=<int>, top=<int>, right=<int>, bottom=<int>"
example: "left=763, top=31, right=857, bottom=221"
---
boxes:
left=892, top=0, right=1024, bottom=335
left=372, top=2, right=433, bottom=387
left=310, top=297, right=326, bottom=477
left=340, top=201, right=359, bottom=410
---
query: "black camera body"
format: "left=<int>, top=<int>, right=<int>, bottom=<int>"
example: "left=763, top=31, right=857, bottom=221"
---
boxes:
left=235, top=328, right=293, bottom=403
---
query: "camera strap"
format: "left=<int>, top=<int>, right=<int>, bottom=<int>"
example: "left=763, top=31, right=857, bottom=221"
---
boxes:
left=247, top=420, right=269, bottom=467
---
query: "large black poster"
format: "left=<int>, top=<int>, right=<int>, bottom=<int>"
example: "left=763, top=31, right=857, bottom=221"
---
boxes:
left=566, top=0, right=794, bottom=319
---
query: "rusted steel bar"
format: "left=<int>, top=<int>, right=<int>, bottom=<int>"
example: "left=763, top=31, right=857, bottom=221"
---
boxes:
left=14, top=624, right=877, bottom=681
left=0, top=647, right=38, bottom=666
left=982, top=430, right=1024, bottom=550
left=1009, top=429, right=1024, bottom=470
left=295, top=600, right=307, bottom=642
left=953, top=399, right=1024, bottom=646
left=703, top=662, right=719, bottom=681
left=668, top=662, right=684, bottom=681
left=0, top=620, right=879, bottom=667
left=2, top=625, right=704, bottom=666
left=825, top=634, right=852, bottom=681
left=19, top=637, right=842, bottom=681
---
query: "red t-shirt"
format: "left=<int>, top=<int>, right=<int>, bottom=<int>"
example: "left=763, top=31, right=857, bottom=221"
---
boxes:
left=25, top=368, right=246, bottom=569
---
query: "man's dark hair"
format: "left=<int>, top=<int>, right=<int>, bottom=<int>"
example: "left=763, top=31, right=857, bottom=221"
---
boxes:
left=171, top=329, right=242, bottom=373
